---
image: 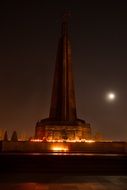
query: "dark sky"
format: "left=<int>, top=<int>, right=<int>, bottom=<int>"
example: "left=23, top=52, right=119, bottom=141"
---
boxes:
left=0, top=1, right=127, bottom=140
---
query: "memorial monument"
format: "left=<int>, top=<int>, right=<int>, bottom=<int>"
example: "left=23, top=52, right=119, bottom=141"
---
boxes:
left=35, top=15, right=91, bottom=140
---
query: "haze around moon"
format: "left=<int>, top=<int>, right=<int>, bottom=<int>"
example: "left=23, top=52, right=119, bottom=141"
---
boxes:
left=106, top=92, right=116, bottom=102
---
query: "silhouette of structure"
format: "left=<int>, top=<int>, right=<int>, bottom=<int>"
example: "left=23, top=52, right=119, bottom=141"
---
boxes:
left=35, top=15, right=91, bottom=140
left=11, top=131, right=18, bottom=142
left=3, top=131, right=8, bottom=141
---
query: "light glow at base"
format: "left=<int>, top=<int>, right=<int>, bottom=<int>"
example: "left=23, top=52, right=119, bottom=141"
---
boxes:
left=51, top=145, right=69, bottom=152
left=84, top=139, right=95, bottom=143
left=30, top=139, right=43, bottom=142
left=30, top=138, right=95, bottom=143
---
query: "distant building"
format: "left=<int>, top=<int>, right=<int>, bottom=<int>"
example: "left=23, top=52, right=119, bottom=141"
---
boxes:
left=35, top=16, right=91, bottom=140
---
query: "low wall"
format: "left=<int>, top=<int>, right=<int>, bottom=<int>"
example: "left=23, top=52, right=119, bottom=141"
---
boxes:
left=0, top=141, right=127, bottom=154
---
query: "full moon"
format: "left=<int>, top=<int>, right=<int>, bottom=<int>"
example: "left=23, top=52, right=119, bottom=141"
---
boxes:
left=106, top=92, right=116, bottom=101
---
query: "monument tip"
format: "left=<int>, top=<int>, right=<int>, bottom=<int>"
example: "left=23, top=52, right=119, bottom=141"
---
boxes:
left=62, top=11, right=71, bottom=23
left=61, top=11, right=71, bottom=36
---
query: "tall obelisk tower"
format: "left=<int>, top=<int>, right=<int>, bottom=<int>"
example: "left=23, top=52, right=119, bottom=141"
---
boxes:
left=49, top=14, right=77, bottom=121
left=35, top=15, right=91, bottom=140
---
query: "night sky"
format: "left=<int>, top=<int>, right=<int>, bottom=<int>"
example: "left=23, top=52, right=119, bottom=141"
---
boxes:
left=0, top=1, right=127, bottom=140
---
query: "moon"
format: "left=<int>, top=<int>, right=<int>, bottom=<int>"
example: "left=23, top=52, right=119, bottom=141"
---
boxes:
left=106, top=92, right=116, bottom=101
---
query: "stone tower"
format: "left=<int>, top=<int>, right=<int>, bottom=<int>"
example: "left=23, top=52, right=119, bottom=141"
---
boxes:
left=35, top=16, right=91, bottom=140
left=49, top=15, right=77, bottom=121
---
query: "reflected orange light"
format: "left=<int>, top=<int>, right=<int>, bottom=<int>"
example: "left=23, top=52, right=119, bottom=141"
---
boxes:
left=51, top=145, right=69, bottom=152
left=84, top=140, right=95, bottom=143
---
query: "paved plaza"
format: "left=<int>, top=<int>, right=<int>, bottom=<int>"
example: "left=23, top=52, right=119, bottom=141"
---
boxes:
left=0, top=176, right=127, bottom=190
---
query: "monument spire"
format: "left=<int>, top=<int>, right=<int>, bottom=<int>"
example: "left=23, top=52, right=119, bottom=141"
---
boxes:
left=49, top=14, right=77, bottom=121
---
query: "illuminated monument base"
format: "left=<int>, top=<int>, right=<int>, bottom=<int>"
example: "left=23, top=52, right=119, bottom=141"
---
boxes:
left=35, top=119, right=91, bottom=140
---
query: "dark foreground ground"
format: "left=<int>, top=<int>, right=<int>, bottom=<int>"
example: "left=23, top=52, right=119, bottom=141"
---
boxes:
left=0, top=153, right=127, bottom=175
left=0, top=153, right=127, bottom=190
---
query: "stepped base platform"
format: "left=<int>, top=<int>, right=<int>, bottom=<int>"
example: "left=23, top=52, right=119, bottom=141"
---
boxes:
left=35, top=118, right=91, bottom=140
